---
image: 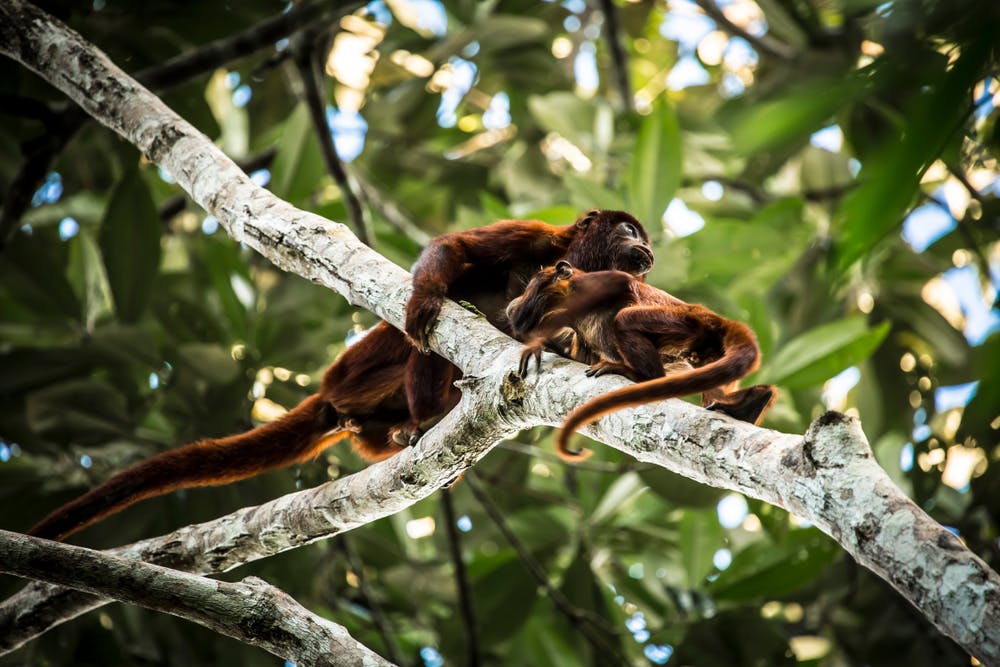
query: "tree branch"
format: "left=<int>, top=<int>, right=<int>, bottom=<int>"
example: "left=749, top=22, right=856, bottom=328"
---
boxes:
left=693, top=0, right=797, bottom=61
left=1, top=1, right=998, bottom=663
left=292, top=27, right=372, bottom=245
left=596, top=0, right=633, bottom=113
left=0, top=530, right=394, bottom=666
left=466, top=472, right=628, bottom=666
left=336, top=536, right=405, bottom=665
left=439, top=487, right=480, bottom=667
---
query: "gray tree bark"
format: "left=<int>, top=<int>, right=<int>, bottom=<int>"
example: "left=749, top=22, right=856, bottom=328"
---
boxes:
left=0, top=531, right=394, bottom=667
left=0, top=0, right=997, bottom=663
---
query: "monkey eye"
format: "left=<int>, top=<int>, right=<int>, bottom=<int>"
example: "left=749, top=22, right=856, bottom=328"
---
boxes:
left=620, top=222, right=639, bottom=238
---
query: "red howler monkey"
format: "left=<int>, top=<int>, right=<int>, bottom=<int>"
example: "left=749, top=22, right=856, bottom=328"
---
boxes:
left=28, top=210, right=654, bottom=541
left=506, top=261, right=777, bottom=460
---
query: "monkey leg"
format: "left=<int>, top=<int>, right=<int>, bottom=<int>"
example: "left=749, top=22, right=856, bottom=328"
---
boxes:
left=613, top=305, right=702, bottom=381
left=702, top=384, right=777, bottom=425
left=393, top=350, right=460, bottom=446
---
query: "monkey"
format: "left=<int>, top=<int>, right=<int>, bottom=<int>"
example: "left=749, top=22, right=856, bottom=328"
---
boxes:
left=505, top=260, right=777, bottom=460
left=28, top=210, right=654, bottom=541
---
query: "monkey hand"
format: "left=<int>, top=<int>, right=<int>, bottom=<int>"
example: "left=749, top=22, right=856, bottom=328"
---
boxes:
left=405, top=291, right=444, bottom=353
left=585, top=360, right=637, bottom=381
left=518, top=340, right=547, bottom=378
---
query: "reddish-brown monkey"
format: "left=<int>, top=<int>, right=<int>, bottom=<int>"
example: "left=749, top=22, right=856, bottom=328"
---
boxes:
left=506, top=261, right=776, bottom=460
left=29, top=211, right=654, bottom=541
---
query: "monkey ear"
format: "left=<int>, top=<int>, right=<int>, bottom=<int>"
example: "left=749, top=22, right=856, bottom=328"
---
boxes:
left=555, top=260, right=573, bottom=278
left=577, top=210, right=600, bottom=229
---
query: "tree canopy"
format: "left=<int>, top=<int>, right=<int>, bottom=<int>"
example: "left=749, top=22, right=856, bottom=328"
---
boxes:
left=1, top=0, right=998, bottom=665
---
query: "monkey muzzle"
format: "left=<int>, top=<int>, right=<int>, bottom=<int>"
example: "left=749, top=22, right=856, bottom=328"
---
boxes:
left=628, top=244, right=654, bottom=275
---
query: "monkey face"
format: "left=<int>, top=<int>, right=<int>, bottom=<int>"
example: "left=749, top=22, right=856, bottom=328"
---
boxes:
left=506, top=261, right=576, bottom=336
left=568, top=210, right=653, bottom=277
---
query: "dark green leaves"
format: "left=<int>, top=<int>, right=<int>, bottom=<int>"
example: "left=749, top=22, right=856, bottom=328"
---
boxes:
left=99, top=169, right=161, bottom=322
left=709, top=529, right=839, bottom=601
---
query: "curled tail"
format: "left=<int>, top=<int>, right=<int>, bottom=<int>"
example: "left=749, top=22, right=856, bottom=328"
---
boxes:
left=29, top=394, right=342, bottom=541
left=557, top=329, right=761, bottom=461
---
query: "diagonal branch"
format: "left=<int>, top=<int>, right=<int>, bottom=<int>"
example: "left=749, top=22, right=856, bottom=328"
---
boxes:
left=694, top=0, right=797, bottom=61
left=0, top=530, right=394, bottom=666
left=0, top=1, right=998, bottom=663
left=596, top=0, right=633, bottom=113
left=439, top=487, right=481, bottom=667
left=293, top=27, right=372, bottom=245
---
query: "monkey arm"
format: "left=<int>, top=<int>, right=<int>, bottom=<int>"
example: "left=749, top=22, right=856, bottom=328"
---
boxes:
left=405, top=221, right=566, bottom=350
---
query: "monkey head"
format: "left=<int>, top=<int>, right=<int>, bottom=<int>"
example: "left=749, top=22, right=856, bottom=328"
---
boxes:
left=506, top=260, right=576, bottom=337
left=564, top=210, right=653, bottom=277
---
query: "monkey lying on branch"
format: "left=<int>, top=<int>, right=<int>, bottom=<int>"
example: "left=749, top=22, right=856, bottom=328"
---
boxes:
left=506, top=260, right=777, bottom=460
left=29, top=210, right=655, bottom=541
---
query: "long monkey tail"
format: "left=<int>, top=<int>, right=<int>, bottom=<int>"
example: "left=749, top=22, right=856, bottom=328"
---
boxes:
left=29, top=394, right=343, bottom=542
left=556, top=328, right=760, bottom=461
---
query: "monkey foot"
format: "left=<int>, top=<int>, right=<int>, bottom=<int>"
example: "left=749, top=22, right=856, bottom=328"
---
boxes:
left=338, top=417, right=363, bottom=433
left=389, top=423, right=423, bottom=447
left=706, top=384, right=777, bottom=425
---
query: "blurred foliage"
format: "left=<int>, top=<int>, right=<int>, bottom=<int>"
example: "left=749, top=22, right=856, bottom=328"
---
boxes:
left=1, top=0, right=999, bottom=665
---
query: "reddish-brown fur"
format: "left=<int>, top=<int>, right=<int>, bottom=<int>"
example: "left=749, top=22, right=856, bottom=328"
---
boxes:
left=506, top=261, right=777, bottom=460
left=29, top=211, right=653, bottom=541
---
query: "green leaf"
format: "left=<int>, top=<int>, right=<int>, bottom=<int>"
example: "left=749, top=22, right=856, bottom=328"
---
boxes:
left=960, top=333, right=999, bottom=446
left=680, top=509, right=724, bottom=588
left=627, top=98, right=682, bottom=228
left=589, top=472, right=646, bottom=526
left=67, top=230, right=113, bottom=332
left=0, top=231, right=80, bottom=320
left=176, top=343, right=240, bottom=384
left=527, top=92, right=609, bottom=155
left=727, top=78, right=856, bottom=155
left=638, top=466, right=724, bottom=508
left=25, top=379, right=130, bottom=441
left=200, top=240, right=252, bottom=337
left=99, top=169, right=161, bottom=322
left=759, top=317, right=890, bottom=389
left=0, top=348, right=95, bottom=395
left=269, top=103, right=325, bottom=204
left=708, top=529, right=839, bottom=601
left=836, top=36, right=992, bottom=269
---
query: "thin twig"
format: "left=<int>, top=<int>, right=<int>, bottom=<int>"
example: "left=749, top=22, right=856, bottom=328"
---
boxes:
left=351, top=170, right=430, bottom=247
left=925, top=193, right=992, bottom=280
left=597, top=0, right=633, bottom=113
left=338, top=536, right=406, bottom=666
left=465, top=472, right=628, bottom=667
left=694, top=0, right=797, bottom=61
left=439, top=487, right=480, bottom=667
left=293, top=28, right=372, bottom=245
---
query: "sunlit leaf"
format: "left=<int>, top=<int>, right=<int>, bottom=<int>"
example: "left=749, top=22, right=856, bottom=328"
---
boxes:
left=760, top=317, right=890, bottom=388
left=627, top=98, right=682, bottom=228
left=680, top=509, right=724, bottom=588
left=836, top=36, right=992, bottom=269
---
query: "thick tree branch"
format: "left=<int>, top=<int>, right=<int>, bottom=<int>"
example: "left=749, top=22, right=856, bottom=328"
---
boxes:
left=0, top=1, right=998, bottom=663
left=0, top=530, right=394, bottom=666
